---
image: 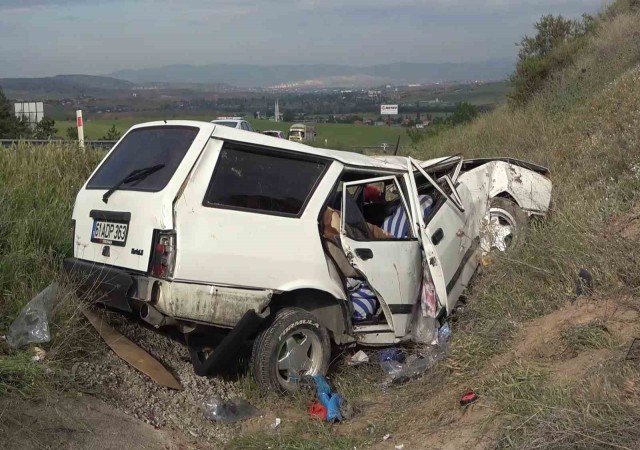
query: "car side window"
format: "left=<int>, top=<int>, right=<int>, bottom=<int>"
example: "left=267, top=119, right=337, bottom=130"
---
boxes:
left=245, top=122, right=254, bottom=132
left=203, top=143, right=327, bottom=217
left=342, top=177, right=416, bottom=241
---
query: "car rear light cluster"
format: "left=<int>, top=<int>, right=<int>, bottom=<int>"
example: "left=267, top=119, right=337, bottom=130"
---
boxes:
left=151, top=230, right=176, bottom=279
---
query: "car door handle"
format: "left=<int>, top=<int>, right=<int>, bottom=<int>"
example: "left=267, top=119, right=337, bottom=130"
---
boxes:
left=431, top=228, right=444, bottom=245
left=355, top=248, right=374, bottom=260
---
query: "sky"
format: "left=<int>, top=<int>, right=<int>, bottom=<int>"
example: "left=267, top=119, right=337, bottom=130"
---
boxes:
left=0, top=0, right=605, bottom=77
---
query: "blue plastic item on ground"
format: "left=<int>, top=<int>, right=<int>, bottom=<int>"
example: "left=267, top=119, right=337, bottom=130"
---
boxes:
left=438, top=322, right=452, bottom=343
left=312, top=375, right=343, bottom=422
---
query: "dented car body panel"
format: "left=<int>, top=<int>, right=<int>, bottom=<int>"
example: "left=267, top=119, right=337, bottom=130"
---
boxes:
left=155, top=282, right=273, bottom=328
left=65, top=120, right=552, bottom=353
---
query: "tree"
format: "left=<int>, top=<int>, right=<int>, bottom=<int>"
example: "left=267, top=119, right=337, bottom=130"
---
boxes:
left=102, top=124, right=121, bottom=140
left=282, top=110, right=295, bottom=122
left=449, top=102, right=478, bottom=125
left=509, top=14, right=594, bottom=105
left=32, top=117, right=57, bottom=140
left=0, top=87, right=30, bottom=138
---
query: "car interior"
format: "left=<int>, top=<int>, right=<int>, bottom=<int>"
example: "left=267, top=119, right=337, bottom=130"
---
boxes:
left=318, top=169, right=448, bottom=325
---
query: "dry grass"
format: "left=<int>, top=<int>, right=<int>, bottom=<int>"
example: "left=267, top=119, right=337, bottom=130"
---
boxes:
left=561, top=320, right=612, bottom=355
left=0, top=143, right=104, bottom=398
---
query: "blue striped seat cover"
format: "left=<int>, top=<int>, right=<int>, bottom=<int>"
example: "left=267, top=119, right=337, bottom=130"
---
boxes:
left=348, top=280, right=377, bottom=322
left=382, top=195, right=434, bottom=239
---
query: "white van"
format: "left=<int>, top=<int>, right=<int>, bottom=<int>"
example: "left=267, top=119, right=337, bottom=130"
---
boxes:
left=64, top=121, right=552, bottom=392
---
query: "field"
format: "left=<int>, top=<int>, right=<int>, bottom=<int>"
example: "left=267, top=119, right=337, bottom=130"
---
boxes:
left=54, top=116, right=410, bottom=151
left=3, top=2, right=640, bottom=449
left=398, top=80, right=509, bottom=106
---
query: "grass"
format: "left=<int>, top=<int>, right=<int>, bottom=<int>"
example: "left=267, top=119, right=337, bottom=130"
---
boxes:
left=561, top=320, right=612, bottom=355
left=54, top=116, right=410, bottom=151
left=228, top=420, right=365, bottom=450
left=0, top=143, right=105, bottom=400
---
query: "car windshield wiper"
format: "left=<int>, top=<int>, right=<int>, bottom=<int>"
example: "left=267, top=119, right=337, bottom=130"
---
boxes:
left=102, top=164, right=165, bottom=204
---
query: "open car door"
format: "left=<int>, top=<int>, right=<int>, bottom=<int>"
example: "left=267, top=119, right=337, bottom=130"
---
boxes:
left=339, top=176, right=422, bottom=337
left=407, top=158, right=480, bottom=314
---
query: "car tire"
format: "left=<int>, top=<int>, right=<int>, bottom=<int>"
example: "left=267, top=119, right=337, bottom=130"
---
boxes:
left=488, top=197, right=529, bottom=251
left=251, top=307, right=331, bottom=393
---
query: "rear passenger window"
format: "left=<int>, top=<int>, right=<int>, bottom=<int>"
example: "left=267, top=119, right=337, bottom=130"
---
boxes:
left=203, top=144, right=327, bottom=216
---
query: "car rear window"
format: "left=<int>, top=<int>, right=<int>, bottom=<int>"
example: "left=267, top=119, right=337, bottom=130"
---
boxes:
left=87, top=126, right=199, bottom=192
left=203, top=144, right=327, bottom=217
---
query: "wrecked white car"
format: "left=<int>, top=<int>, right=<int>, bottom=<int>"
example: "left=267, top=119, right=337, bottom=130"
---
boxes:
left=64, top=121, right=552, bottom=392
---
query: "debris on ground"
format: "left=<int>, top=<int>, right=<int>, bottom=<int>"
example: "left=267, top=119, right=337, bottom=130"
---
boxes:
left=438, top=322, right=452, bottom=341
left=309, top=401, right=327, bottom=421
left=301, top=375, right=347, bottom=422
left=202, top=395, right=259, bottom=423
left=383, top=433, right=392, bottom=441
left=72, top=315, right=242, bottom=445
left=348, top=350, right=369, bottom=365
left=576, top=268, right=594, bottom=297
left=625, top=338, right=640, bottom=361
left=82, top=308, right=182, bottom=391
left=31, top=346, right=46, bottom=362
left=271, top=417, right=281, bottom=429
left=395, top=444, right=405, bottom=450
left=460, top=390, right=480, bottom=406
left=7, top=283, right=60, bottom=349
left=381, top=323, right=451, bottom=385
left=378, top=348, right=406, bottom=363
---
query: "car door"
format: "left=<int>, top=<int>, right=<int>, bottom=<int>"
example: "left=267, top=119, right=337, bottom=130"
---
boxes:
left=407, top=158, right=479, bottom=313
left=339, top=175, right=422, bottom=337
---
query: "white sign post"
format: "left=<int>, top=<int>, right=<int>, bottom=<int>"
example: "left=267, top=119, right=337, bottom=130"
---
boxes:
left=76, top=110, right=85, bottom=149
left=380, top=104, right=399, bottom=115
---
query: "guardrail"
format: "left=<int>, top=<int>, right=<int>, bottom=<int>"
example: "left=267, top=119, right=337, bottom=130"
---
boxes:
left=0, top=139, right=117, bottom=150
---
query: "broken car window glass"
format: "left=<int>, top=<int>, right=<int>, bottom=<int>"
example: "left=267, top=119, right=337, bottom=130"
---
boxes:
left=204, top=145, right=326, bottom=216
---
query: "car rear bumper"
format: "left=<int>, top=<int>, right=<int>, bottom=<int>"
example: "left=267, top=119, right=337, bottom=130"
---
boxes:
left=63, top=257, right=136, bottom=312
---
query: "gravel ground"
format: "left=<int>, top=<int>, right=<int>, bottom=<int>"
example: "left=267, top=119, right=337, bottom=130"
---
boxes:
left=71, top=312, right=253, bottom=447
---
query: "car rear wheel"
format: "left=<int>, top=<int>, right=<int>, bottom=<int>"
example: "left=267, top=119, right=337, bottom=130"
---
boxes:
left=251, top=308, right=330, bottom=393
left=488, top=197, right=529, bottom=251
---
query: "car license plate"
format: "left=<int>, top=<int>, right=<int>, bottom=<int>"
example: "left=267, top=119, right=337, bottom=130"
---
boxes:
left=92, top=220, right=128, bottom=246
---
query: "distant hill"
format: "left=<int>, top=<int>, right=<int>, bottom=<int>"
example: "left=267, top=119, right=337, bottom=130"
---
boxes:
left=109, top=60, right=515, bottom=88
left=0, top=74, right=136, bottom=98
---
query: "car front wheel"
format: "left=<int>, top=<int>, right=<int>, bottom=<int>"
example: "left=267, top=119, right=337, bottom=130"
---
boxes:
left=488, top=197, right=529, bottom=251
left=251, top=307, right=330, bottom=393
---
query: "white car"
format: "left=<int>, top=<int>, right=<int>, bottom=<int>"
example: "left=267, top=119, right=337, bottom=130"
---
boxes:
left=211, top=118, right=255, bottom=132
left=262, top=130, right=286, bottom=139
left=64, top=121, right=552, bottom=393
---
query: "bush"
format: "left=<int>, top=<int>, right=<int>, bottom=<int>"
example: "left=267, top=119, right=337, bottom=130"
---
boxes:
left=509, top=14, right=595, bottom=106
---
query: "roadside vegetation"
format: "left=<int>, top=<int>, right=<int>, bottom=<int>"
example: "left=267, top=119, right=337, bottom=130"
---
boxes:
left=1, top=1, right=640, bottom=449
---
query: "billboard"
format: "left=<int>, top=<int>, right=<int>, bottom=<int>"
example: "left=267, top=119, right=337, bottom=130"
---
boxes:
left=380, top=104, right=398, bottom=115
left=14, top=102, right=44, bottom=127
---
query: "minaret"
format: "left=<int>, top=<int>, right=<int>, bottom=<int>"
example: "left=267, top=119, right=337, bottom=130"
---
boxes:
left=274, top=99, right=280, bottom=122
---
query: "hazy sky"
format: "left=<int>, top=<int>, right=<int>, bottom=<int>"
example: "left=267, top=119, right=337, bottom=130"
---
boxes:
left=0, top=0, right=604, bottom=77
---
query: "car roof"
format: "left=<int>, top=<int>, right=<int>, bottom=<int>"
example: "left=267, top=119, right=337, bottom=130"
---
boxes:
left=211, top=119, right=244, bottom=124
left=130, top=120, right=450, bottom=170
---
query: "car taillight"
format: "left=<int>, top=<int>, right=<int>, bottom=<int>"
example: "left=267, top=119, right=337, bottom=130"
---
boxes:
left=151, top=230, right=176, bottom=279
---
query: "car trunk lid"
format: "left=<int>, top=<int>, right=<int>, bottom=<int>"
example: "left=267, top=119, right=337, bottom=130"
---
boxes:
left=71, top=122, right=213, bottom=273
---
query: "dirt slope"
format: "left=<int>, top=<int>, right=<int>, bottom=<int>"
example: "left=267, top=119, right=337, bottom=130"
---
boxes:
left=0, top=394, right=188, bottom=450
